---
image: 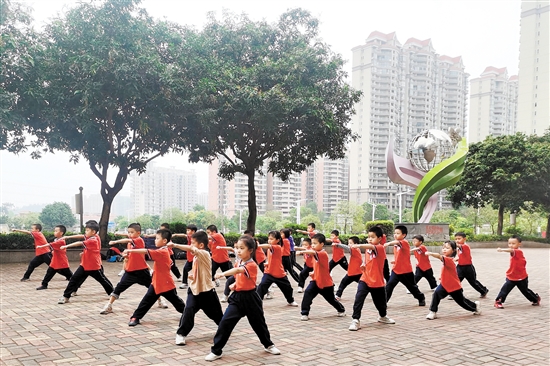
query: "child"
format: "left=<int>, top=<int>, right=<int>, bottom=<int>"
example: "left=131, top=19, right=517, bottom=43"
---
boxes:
left=58, top=221, right=114, bottom=304
left=410, top=235, right=437, bottom=290
left=245, top=230, right=266, bottom=273
left=178, top=224, right=197, bottom=290
left=454, top=232, right=489, bottom=298
left=329, top=230, right=349, bottom=273
left=296, top=222, right=318, bottom=239
left=35, top=225, right=72, bottom=290
left=13, top=224, right=51, bottom=281
left=281, top=229, right=300, bottom=282
left=335, top=236, right=363, bottom=300
left=170, top=231, right=223, bottom=345
left=207, top=225, right=232, bottom=286
left=288, top=230, right=303, bottom=272
left=295, top=238, right=314, bottom=293
left=205, top=236, right=280, bottom=361
left=299, top=233, right=345, bottom=321
left=384, top=225, right=426, bottom=306
left=348, top=226, right=395, bottom=331
left=424, top=241, right=481, bottom=319
left=99, top=223, right=152, bottom=314
left=376, top=224, right=391, bottom=282
left=125, top=229, right=185, bottom=326
left=494, top=235, right=541, bottom=309
left=160, top=223, right=182, bottom=281
left=256, top=231, right=298, bottom=306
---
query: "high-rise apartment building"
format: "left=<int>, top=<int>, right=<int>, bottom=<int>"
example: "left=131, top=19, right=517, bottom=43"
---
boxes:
left=131, top=163, right=197, bottom=216
left=469, top=67, right=518, bottom=143
left=517, top=0, right=549, bottom=135
left=348, top=31, right=469, bottom=209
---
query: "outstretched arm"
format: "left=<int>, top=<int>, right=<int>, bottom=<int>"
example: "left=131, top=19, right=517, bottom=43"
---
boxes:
left=122, top=248, right=148, bottom=257
left=12, top=229, right=31, bottom=235
left=109, top=238, right=132, bottom=246
left=425, top=251, right=442, bottom=260
left=257, top=243, right=271, bottom=249
left=63, top=234, right=85, bottom=240
left=497, top=248, right=513, bottom=253
left=167, top=243, right=196, bottom=254
left=60, top=242, right=84, bottom=250
left=216, top=246, right=235, bottom=252
left=350, top=243, right=376, bottom=251
left=214, top=266, right=245, bottom=279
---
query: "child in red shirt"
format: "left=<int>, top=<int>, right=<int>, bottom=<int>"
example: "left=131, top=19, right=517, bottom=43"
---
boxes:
left=384, top=225, right=426, bottom=306
left=454, top=232, right=489, bottom=298
left=335, top=236, right=363, bottom=300
left=329, top=230, right=349, bottom=273
left=299, top=233, right=345, bottom=321
left=35, top=225, right=72, bottom=290
left=178, top=224, right=197, bottom=290
left=13, top=224, right=51, bottom=281
left=349, top=226, right=395, bottom=331
left=425, top=240, right=481, bottom=320
left=281, top=228, right=300, bottom=282
left=205, top=236, right=280, bottom=361
left=410, top=235, right=437, bottom=290
left=494, top=235, right=541, bottom=309
left=125, top=229, right=185, bottom=326
left=295, top=238, right=314, bottom=293
left=207, top=225, right=232, bottom=287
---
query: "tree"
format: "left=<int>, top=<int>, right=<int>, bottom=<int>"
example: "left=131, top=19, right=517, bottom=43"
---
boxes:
left=183, top=9, right=361, bottom=232
left=39, top=202, right=76, bottom=230
left=333, top=201, right=365, bottom=234
left=525, top=131, right=550, bottom=235
left=192, top=204, right=205, bottom=212
left=161, top=208, right=186, bottom=224
left=13, top=0, right=194, bottom=243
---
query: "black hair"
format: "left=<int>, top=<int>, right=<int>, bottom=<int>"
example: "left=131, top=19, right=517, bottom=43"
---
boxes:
left=160, top=223, right=170, bottom=229
left=312, top=233, right=326, bottom=244
left=244, top=229, right=254, bottom=236
left=55, top=225, right=67, bottom=235
left=307, top=222, right=316, bottom=229
left=206, top=224, right=218, bottom=233
left=349, top=236, right=360, bottom=244
left=454, top=231, right=466, bottom=238
left=128, top=222, right=141, bottom=232
left=85, top=220, right=98, bottom=225
left=395, top=225, right=408, bottom=236
left=187, top=224, right=198, bottom=232
left=331, top=229, right=340, bottom=236
left=302, top=238, right=312, bottom=245
left=510, top=234, right=522, bottom=243
left=268, top=230, right=282, bottom=246
left=32, top=223, right=43, bottom=231
left=156, top=229, right=172, bottom=242
left=444, top=240, right=457, bottom=257
left=192, top=231, right=209, bottom=248
left=368, top=226, right=384, bottom=238
left=412, top=235, right=424, bottom=242
left=86, top=221, right=100, bottom=232
left=280, top=228, right=291, bottom=239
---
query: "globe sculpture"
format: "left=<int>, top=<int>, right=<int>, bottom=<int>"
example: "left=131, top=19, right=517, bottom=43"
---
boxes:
left=386, top=129, right=467, bottom=223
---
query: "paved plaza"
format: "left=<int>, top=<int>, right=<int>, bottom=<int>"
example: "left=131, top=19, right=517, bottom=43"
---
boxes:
left=1, top=248, right=549, bottom=365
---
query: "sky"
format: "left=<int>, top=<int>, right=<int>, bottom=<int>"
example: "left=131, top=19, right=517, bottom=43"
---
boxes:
left=0, top=0, right=523, bottom=209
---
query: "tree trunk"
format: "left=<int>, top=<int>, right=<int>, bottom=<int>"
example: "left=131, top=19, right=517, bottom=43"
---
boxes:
left=497, top=204, right=505, bottom=236
left=246, top=170, right=257, bottom=233
left=546, top=214, right=550, bottom=240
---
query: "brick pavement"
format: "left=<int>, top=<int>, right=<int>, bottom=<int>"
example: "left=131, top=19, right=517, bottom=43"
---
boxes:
left=1, top=248, right=548, bottom=365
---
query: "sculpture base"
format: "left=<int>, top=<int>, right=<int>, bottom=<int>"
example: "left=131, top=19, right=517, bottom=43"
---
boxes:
left=395, top=223, right=450, bottom=242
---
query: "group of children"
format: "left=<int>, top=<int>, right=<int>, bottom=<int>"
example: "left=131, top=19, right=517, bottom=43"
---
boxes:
left=15, top=221, right=542, bottom=361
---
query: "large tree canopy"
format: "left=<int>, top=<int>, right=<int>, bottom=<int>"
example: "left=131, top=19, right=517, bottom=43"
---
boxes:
left=183, top=9, right=361, bottom=232
left=39, top=202, right=77, bottom=230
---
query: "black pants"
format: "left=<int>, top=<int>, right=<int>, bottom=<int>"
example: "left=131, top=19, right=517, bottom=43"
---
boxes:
left=212, top=260, right=232, bottom=280
left=211, top=290, right=274, bottom=356
left=385, top=271, right=425, bottom=303
left=170, top=253, right=181, bottom=279
left=495, top=277, right=538, bottom=304
left=224, top=276, right=236, bottom=297
left=290, top=251, right=303, bottom=272
left=23, top=253, right=52, bottom=279
left=301, top=281, right=345, bottom=316
left=329, top=257, right=349, bottom=272
left=282, top=256, right=300, bottom=282
left=352, top=280, right=387, bottom=320
left=181, top=260, right=193, bottom=285
left=177, top=288, right=223, bottom=336
left=297, top=265, right=313, bottom=288
left=111, top=268, right=151, bottom=298
left=383, top=259, right=390, bottom=281
left=257, top=273, right=295, bottom=303
left=429, top=285, right=476, bottom=313
left=335, top=274, right=361, bottom=298
left=63, top=266, right=113, bottom=299
left=414, top=267, right=438, bottom=289
left=41, top=267, right=73, bottom=287
left=258, top=261, right=265, bottom=273
left=131, top=285, right=185, bottom=320
left=457, top=265, right=488, bottom=295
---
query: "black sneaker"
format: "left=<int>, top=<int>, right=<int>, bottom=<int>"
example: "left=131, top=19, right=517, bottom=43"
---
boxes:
left=480, top=289, right=489, bottom=298
left=36, top=285, right=47, bottom=290
left=20, top=278, right=30, bottom=282
left=418, top=299, right=426, bottom=306
left=128, top=318, right=140, bottom=326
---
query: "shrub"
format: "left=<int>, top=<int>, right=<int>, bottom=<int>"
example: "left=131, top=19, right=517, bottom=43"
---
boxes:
left=365, top=220, right=394, bottom=237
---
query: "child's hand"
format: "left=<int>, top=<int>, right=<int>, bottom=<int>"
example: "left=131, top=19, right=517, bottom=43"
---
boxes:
left=350, top=244, right=359, bottom=249
left=166, top=242, right=174, bottom=248
left=309, top=272, right=314, bottom=278
left=424, top=252, right=430, bottom=256
left=229, top=283, right=235, bottom=291
left=108, top=240, right=116, bottom=245
left=390, top=260, right=395, bottom=264
left=188, top=274, right=194, bottom=281
left=214, top=273, right=223, bottom=280
left=121, top=250, right=129, bottom=257
left=497, top=248, right=502, bottom=252
left=60, top=245, right=67, bottom=250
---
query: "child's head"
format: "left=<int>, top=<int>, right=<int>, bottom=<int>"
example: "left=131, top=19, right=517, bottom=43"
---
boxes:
left=508, top=235, right=522, bottom=249
left=442, top=240, right=457, bottom=257
left=394, top=225, right=408, bottom=239
left=206, top=225, right=218, bottom=235
left=54, top=225, right=66, bottom=238
left=280, top=228, right=291, bottom=239
left=454, top=232, right=466, bottom=244
left=412, top=235, right=424, bottom=247
left=307, top=223, right=316, bottom=231
left=186, top=224, right=198, bottom=235
left=191, top=231, right=208, bottom=250
left=244, top=229, right=254, bottom=237
left=268, top=230, right=282, bottom=246
left=367, top=226, right=383, bottom=244
left=155, top=229, right=172, bottom=247
left=302, top=237, right=312, bottom=248
left=160, top=223, right=170, bottom=230
left=330, top=230, right=339, bottom=240
left=348, top=236, right=360, bottom=245
left=85, top=221, right=100, bottom=235
left=31, top=224, right=42, bottom=232
left=127, top=223, right=141, bottom=237
left=235, top=235, right=256, bottom=261
left=311, top=233, right=326, bottom=251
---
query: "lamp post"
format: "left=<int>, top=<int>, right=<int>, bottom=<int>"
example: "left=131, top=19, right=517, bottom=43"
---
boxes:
left=396, top=190, right=411, bottom=223
left=238, top=208, right=245, bottom=233
left=368, top=201, right=377, bottom=221
left=296, top=199, right=307, bottom=225
left=222, top=204, right=227, bottom=232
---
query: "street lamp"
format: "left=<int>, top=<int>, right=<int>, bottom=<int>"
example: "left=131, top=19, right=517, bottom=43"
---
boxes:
left=296, top=199, right=307, bottom=225
left=238, top=208, right=245, bottom=233
left=368, top=201, right=378, bottom=221
left=396, top=189, right=412, bottom=223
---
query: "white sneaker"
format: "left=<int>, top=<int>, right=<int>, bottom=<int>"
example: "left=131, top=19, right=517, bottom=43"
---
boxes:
left=175, top=334, right=186, bottom=345
left=100, top=303, right=113, bottom=315
left=337, top=312, right=346, bottom=317
left=220, top=295, right=228, bottom=303
left=300, top=315, right=309, bottom=321
left=264, top=345, right=281, bottom=355
left=57, top=297, right=69, bottom=304
left=474, top=301, right=481, bottom=315
left=297, top=287, right=303, bottom=293
left=287, top=301, right=299, bottom=307
left=348, top=319, right=360, bottom=331
left=426, top=311, right=437, bottom=320
left=377, top=316, right=395, bottom=324
left=215, top=279, right=220, bottom=287
left=176, top=278, right=182, bottom=282
left=179, top=283, right=188, bottom=289
left=118, top=269, right=125, bottom=276
left=205, top=352, right=222, bottom=361
left=266, top=292, right=274, bottom=300
left=158, top=298, right=168, bottom=308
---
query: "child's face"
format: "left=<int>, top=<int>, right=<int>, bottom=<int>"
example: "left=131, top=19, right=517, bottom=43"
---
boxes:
left=412, top=238, right=422, bottom=247
left=127, top=228, right=140, bottom=238
left=268, top=235, right=279, bottom=245
left=186, top=228, right=194, bottom=236
left=441, top=242, right=453, bottom=257
left=508, top=238, right=521, bottom=249
left=367, top=232, right=381, bottom=245
left=31, top=225, right=39, bottom=232
left=307, top=225, right=313, bottom=232
left=280, top=231, right=286, bottom=239
left=234, top=240, right=252, bottom=260
left=348, top=238, right=355, bottom=245
left=53, top=227, right=63, bottom=238
left=393, top=229, right=406, bottom=240
left=155, top=234, right=168, bottom=247
left=190, top=238, right=203, bottom=249
left=454, top=235, right=466, bottom=245
left=302, top=241, right=312, bottom=249
left=330, top=233, right=337, bottom=240
left=84, top=228, right=95, bottom=237
left=206, top=229, right=212, bottom=236
left=311, top=238, right=323, bottom=251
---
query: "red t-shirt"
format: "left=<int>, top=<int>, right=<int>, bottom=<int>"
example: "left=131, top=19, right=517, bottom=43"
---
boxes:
left=265, top=244, right=285, bottom=278
left=348, top=246, right=363, bottom=276
left=360, top=244, right=386, bottom=288
left=312, top=250, right=333, bottom=289
left=332, top=238, right=345, bottom=262
left=49, top=239, right=69, bottom=269
left=255, top=245, right=266, bottom=264
left=506, top=248, right=528, bottom=281
left=440, top=256, right=462, bottom=292
left=413, top=245, right=432, bottom=271
left=148, top=247, right=175, bottom=295
left=186, top=234, right=194, bottom=262
left=457, top=244, right=473, bottom=265
left=31, top=231, right=50, bottom=256
left=125, top=237, right=148, bottom=272
left=234, top=259, right=258, bottom=291
left=392, top=240, right=413, bottom=274
left=80, top=235, right=102, bottom=271
left=304, top=253, right=314, bottom=268
left=209, top=233, right=229, bottom=263
left=282, top=238, right=291, bottom=257
left=380, top=234, right=387, bottom=245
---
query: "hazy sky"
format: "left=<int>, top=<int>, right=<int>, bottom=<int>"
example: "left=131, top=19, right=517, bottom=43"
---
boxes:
left=1, top=0, right=522, bottom=208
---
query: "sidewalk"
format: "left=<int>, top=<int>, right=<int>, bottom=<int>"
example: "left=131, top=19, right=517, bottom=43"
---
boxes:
left=1, top=248, right=548, bottom=365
